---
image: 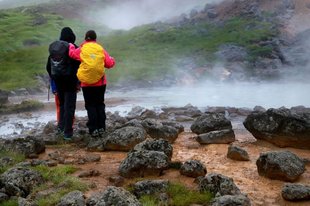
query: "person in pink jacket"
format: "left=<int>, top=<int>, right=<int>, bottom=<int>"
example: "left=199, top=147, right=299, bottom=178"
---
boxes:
left=69, top=30, right=115, bottom=138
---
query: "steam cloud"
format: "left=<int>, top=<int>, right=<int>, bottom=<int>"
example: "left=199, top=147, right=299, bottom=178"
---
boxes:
left=93, top=0, right=224, bottom=30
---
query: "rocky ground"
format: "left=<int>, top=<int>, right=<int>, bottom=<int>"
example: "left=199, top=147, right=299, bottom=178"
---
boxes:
left=1, top=99, right=309, bottom=206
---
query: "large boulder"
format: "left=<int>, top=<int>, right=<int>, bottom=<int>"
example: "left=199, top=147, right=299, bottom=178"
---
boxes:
left=281, top=183, right=310, bottom=201
left=198, top=173, right=241, bottom=196
left=0, top=136, right=45, bottom=157
left=0, top=167, right=44, bottom=197
left=119, top=150, right=170, bottom=178
left=132, top=179, right=169, bottom=198
left=256, top=151, right=305, bottom=182
left=133, top=138, right=173, bottom=159
left=103, top=126, right=147, bottom=151
left=243, top=108, right=310, bottom=149
left=191, top=112, right=232, bottom=134
left=87, top=186, right=141, bottom=206
left=180, top=160, right=207, bottom=178
left=195, top=129, right=235, bottom=144
left=56, top=190, right=85, bottom=206
left=227, top=145, right=250, bottom=161
left=211, top=194, right=251, bottom=206
left=141, top=118, right=179, bottom=143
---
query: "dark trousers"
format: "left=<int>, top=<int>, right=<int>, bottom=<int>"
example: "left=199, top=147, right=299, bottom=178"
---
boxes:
left=56, top=89, right=76, bottom=136
left=82, top=85, right=106, bottom=134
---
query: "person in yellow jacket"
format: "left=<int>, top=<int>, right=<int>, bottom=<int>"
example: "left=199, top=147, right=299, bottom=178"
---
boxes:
left=69, top=30, right=115, bottom=137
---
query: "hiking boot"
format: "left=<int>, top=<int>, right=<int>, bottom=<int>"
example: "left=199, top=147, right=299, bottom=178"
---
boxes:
left=56, top=128, right=64, bottom=135
left=63, top=133, right=73, bottom=141
left=90, top=129, right=100, bottom=138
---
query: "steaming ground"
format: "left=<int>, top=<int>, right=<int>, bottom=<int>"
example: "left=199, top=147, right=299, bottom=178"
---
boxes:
left=1, top=81, right=309, bottom=137
left=93, top=0, right=224, bottom=30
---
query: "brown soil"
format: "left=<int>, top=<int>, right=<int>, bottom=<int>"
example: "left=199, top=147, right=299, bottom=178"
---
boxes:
left=38, top=126, right=310, bottom=206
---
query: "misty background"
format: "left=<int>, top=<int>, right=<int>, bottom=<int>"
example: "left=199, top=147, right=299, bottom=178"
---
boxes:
left=0, top=0, right=309, bottom=109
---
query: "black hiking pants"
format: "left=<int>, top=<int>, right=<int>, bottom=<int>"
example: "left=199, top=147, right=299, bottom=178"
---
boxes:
left=57, top=91, right=76, bottom=136
left=82, top=85, right=106, bottom=134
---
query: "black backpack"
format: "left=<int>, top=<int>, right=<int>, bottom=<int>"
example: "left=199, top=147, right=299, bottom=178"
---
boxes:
left=49, top=40, right=71, bottom=76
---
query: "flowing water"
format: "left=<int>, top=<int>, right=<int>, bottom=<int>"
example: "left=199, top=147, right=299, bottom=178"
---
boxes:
left=1, top=82, right=310, bottom=137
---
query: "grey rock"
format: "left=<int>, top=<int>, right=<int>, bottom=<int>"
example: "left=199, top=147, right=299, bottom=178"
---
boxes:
left=88, top=186, right=141, bottom=206
left=141, top=118, right=179, bottom=143
left=133, top=179, right=169, bottom=198
left=282, top=183, right=310, bottom=201
left=133, top=138, right=173, bottom=159
left=256, top=151, right=305, bottom=182
left=180, top=160, right=207, bottom=178
left=196, top=129, right=235, bottom=144
left=191, top=113, right=232, bottom=134
left=211, top=194, right=251, bottom=206
left=243, top=108, right=310, bottom=149
left=198, top=173, right=241, bottom=196
left=56, top=190, right=85, bottom=206
left=103, top=126, right=147, bottom=151
left=0, top=167, right=44, bottom=197
left=227, top=145, right=250, bottom=161
left=119, top=150, right=170, bottom=178
left=0, top=136, right=45, bottom=157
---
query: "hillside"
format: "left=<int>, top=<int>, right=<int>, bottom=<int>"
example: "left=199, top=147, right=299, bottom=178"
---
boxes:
left=0, top=0, right=309, bottom=92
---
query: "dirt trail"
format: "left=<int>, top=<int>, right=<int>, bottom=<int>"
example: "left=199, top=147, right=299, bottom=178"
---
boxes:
left=39, top=126, right=310, bottom=206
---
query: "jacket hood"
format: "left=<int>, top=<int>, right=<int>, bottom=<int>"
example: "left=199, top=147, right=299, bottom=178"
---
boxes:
left=60, top=27, right=76, bottom=43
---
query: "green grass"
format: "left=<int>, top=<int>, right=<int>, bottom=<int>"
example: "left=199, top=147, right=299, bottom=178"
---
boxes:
left=0, top=8, right=88, bottom=90
left=0, top=5, right=277, bottom=91
left=103, top=17, right=277, bottom=84
left=139, top=182, right=213, bottom=206
left=0, top=99, right=44, bottom=114
left=0, top=150, right=25, bottom=174
left=32, top=165, right=88, bottom=206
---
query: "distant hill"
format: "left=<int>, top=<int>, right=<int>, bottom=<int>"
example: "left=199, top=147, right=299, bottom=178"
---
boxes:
left=0, top=0, right=309, bottom=92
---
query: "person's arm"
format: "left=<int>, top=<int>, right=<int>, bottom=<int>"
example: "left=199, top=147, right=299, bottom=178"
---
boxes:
left=68, top=43, right=81, bottom=61
left=103, top=50, right=115, bottom=68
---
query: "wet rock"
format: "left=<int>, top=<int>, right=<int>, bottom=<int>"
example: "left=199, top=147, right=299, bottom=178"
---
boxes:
left=141, top=118, right=179, bottom=143
left=243, top=108, right=310, bottom=149
left=103, top=126, right=147, bottom=151
left=191, top=112, right=232, bottom=134
left=132, top=179, right=169, bottom=198
left=78, top=170, right=101, bottom=178
left=108, top=175, right=125, bottom=187
left=227, top=145, right=250, bottom=161
left=133, top=138, right=173, bottom=159
left=161, top=104, right=202, bottom=118
left=256, top=151, right=305, bottom=182
left=180, top=160, right=207, bottom=178
left=83, top=154, right=101, bottom=163
left=195, top=129, right=235, bottom=144
left=56, top=190, right=85, bottom=206
left=18, top=197, right=37, bottom=206
left=140, top=109, right=158, bottom=119
left=211, top=194, right=251, bottom=206
left=281, top=183, right=310, bottom=201
left=87, top=186, right=141, bottom=206
left=0, top=192, right=9, bottom=201
left=0, top=89, right=9, bottom=105
left=0, top=167, right=44, bottom=197
left=162, top=120, right=184, bottom=134
left=127, top=106, right=145, bottom=119
left=0, top=136, right=45, bottom=157
left=119, top=150, right=170, bottom=178
left=198, top=173, right=241, bottom=196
